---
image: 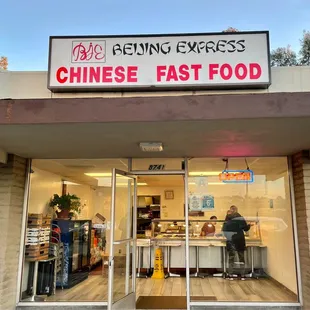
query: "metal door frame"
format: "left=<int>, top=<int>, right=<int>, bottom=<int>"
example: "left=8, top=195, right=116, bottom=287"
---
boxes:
left=107, top=168, right=138, bottom=310
left=129, top=158, right=190, bottom=309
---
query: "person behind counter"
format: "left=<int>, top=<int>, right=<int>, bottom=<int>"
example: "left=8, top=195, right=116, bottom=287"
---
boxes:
left=223, top=205, right=251, bottom=281
left=200, top=215, right=217, bottom=236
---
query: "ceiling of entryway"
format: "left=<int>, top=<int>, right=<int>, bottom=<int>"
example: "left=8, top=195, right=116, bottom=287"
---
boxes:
left=1, top=117, right=310, bottom=160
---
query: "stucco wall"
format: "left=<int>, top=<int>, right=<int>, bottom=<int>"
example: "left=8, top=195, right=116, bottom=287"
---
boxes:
left=0, top=155, right=27, bottom=310
left=1, top=66, right=310, bottom=100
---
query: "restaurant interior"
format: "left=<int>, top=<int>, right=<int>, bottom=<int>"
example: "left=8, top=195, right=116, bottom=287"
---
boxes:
left=20, top=157, right=298, bottom=307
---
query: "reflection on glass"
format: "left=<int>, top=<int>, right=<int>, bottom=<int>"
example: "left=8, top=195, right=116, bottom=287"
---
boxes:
left=110, top=173, right=134, bottom=305
left=188, top=157, right=298, bottom=303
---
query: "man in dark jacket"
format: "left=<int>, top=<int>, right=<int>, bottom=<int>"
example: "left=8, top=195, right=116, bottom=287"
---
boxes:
left=223, top=205, right=251, bottom=280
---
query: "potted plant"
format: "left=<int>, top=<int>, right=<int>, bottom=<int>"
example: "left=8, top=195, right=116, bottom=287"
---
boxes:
left=49, top=193, right=83, bottom=219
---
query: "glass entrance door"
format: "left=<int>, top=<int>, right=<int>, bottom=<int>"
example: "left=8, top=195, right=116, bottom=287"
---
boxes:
left=108, top=169, right=137, bottom=310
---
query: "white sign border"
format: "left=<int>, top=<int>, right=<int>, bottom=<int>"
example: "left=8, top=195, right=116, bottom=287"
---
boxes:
left=47, top=31, right=271, bottom=92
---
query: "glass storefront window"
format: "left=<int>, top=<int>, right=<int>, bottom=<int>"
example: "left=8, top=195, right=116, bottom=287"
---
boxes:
left=188, top=157, right=298, bottom=303
left=20, top=159, right=128, bottom=302
left=19, top=157, right=299, bottom=306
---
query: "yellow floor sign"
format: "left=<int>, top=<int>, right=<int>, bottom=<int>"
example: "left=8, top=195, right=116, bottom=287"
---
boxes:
left=151, top=247, right=165, bottom=279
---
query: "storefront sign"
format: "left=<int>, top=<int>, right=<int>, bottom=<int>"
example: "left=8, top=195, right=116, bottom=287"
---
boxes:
left=219, top=170, right=254, bottom=183
left=48, top=32, right=271, bottom=92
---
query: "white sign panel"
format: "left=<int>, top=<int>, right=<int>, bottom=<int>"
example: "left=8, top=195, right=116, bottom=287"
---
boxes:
left=48, top=32, right=271, bottom=92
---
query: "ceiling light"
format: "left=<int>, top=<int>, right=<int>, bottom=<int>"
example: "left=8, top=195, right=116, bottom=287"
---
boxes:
left=139, top=142, right=163, bottom=152
left=63, top=181, right=80, bottom=185
left=189, top=172, right=222, bottom=176
left=208, top=182, right=225, bottom=185
left=85, top=173, right=111, bottom=177
left=116, top=182, right=147, bottom=187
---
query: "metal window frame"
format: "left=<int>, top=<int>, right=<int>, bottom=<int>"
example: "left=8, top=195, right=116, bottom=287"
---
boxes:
left=108, top=168, right=137, bottom=310
left=288, top=156, right=303, bottom=306
left=16, top=159, right=32, bottom=305
left=16, top=156, right=303, bottom=309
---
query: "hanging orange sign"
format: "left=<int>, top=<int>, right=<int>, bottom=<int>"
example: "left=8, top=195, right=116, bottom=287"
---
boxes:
left=219, top=170, right=254, bottom=183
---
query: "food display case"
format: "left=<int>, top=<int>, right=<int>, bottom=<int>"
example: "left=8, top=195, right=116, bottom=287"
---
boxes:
left=137, top=219, right=265, bottom=272
left=151, top=219, right=262, bottom=242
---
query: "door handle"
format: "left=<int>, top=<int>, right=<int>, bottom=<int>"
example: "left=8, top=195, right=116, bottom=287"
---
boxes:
left=109, top=257, right=114, bottom=267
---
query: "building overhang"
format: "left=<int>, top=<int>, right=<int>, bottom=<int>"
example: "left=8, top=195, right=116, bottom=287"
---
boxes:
left=0, top=92, right=310, bottom=158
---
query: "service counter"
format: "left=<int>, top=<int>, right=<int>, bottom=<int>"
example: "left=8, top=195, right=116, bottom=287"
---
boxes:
left=137, top=237, right=267, bottom=270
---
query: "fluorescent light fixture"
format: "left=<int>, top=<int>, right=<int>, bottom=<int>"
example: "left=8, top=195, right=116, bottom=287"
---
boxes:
left=85, top=173, right=111, bottom=177
left=96, top=176, right=147, bottom=187
left=63, top=181, right=80, bottom=185
left=116, top=182, right=147, bottom=187
left=189, top=171, right=222, bottom=176
left=139, top=142, right=163, bottom=152
left=188, top=181, right=224, bottom=185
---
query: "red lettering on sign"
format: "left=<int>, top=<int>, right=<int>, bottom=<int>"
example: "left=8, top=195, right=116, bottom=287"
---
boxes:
left=102, top=67, right=113, bottom=83
left=56, top=66, right=139, bottom=84
left=157, top=66, right=166, bottom=82
left=191, top=64, right=202, bottom=81
left=115, top=66, right=125, bottom=83
left=235, top=63, right=247, bottom=80
left=156, top=64, right=202, bottom=82
left=179, top=65, right=190, bottom=81
left=209, top=63, right=262, bottom=80
left=220, top=63, right=233, bottom=80
left=89, top=67, right=100, bottom=83
left=72, top=42, right=105, bottom=62
left=69, top=67, right=81, bottom=83
left=127, top=66, right=138, bottom=82
left=83, top=67, right=88, bottom=83
left=56, top=67, right=68, bottom=84
left=209, top=64, right=219, bottom=80
left=249, top=63, right=262, bottom=79
left=167, top=65, right=178, bottom=81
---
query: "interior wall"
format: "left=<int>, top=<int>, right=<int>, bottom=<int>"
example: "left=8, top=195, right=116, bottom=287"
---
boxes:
left=28, top=167, right=62, bottom=215
left=137, top=186, right=185, bottom=219
left=258, top=174, right=297, bottom=294
left=22, top=166, right=96, bottom=293
left=188, top=160, right=297, bottom=294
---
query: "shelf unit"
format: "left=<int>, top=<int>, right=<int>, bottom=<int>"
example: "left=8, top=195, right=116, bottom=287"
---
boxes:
left=136, top=195, right=160, bottom=238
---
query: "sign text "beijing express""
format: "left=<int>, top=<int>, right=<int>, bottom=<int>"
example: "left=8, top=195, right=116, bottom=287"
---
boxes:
left=48, top=32, right=270, bottom=91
